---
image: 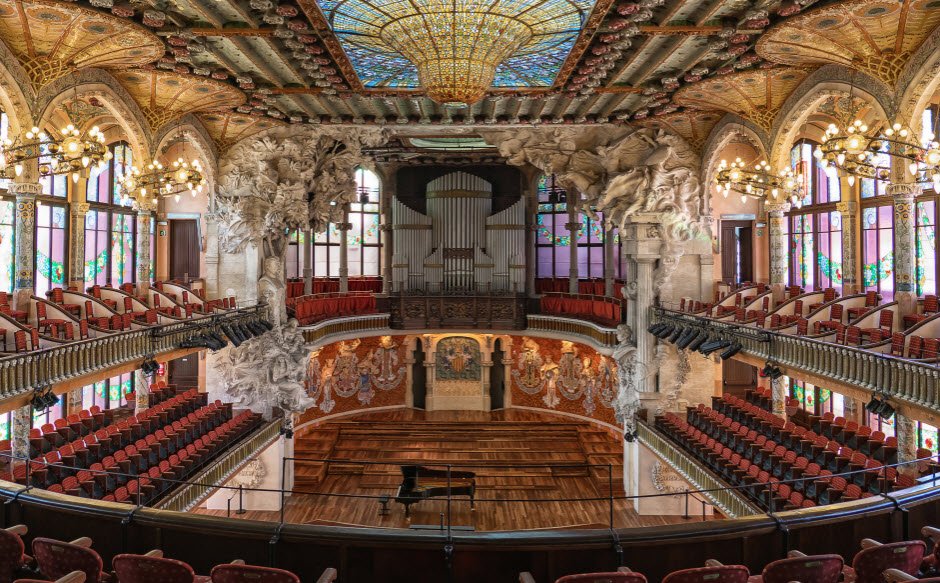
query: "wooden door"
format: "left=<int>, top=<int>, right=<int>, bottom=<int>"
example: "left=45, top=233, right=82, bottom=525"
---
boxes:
left=169, top=219, right=200, bottom=281
left=720, top=220, right=754, bottom=284
left=168, top=355, right=199, bottom=390
left=722, top=359, right=757, bottom=397
left=489, top=339, right=506, bottom=410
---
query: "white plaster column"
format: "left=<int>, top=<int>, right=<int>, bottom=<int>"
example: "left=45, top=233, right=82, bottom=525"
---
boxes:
left=887, top=182, right=920, bottom=316
left=623, top=215, right=663, bottom=394
left=11, top=181, right=41, bottom=309
left=204, top=210, right=221, bottom=298
left=765, top=202, right=790, bottom=301
left=338, top=205, right=351, bottom=294
left=303, top=227, right=314, bottom=295
left=837, top=199, right=860, bottom=294
left=604, top=225, right=615, bottom=297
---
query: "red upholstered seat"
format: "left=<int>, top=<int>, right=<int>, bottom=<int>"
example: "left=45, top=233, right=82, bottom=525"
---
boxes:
left=0, top=526, right=31, bottom=583
left=209, top=564, right=302, bottom=583
left=842, top=541, right=926, bottom=583
left=32, top=538, right=111, bottom=583
left=905, top=294, right=939, bottom=328
left=112, top=554, right=209, bottom=583
left=662, top=565, right=749, bottom=583
left=747, top=554, right=843, bottom=583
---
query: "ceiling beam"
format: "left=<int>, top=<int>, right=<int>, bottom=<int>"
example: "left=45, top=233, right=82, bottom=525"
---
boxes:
left=188, top=27, right=276, bottom=37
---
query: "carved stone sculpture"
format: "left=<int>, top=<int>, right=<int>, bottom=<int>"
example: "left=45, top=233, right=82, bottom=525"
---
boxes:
left=213, top=320, right=315, bottom=419
left=258, top=256, right=287, bottom=325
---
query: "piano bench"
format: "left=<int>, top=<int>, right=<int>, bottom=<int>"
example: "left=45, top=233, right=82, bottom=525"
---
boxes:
left=378, top=495, right=390, bottom=516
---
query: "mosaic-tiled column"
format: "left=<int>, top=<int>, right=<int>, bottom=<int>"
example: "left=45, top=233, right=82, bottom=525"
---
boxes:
left=771, top=376, right=787, bottom=419
left=337, top=214, right=352, bottom=294
left=135, top=369, right=150, bottom=413
left=836, top=200, right=859, bottom=294
left=136, top=201, right=156, bottom=291
left=68, top=202, right=89, bottom=291
left=888, top=182, right=920, bottom=316
left=10, top=405, right=31, bottom=461
left=765, top=202, right=791, bottom=300
left=895, top=412, right=918, bottom=475
left=11, top=182, right=41, bottom=309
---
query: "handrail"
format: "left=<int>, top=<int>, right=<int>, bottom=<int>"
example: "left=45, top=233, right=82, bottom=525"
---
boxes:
left=526, top=314, right=619, bottom=348
left=0, top=305, right=266, bottom=397
left=652, top=308, right=940, bottom=410
left=300, top=313, right=390, bottom=344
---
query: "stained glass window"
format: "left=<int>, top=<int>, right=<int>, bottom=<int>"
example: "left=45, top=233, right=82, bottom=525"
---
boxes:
left=817, top=211, right=842, bottom=289
left=85, top=143, right=137, bottom=287
left=862, top=204, right=894, bottom=298
left=789, top=213, right=814, bottom=289
left=286, top=229, right=305, bottom=279
left=0, top=412, right=11, bottom=441
left=867, top=409, right=895, bottom=438
left=920, top=423, right=939, bottom=454
left=788, top=379, right=844, bottom=416
left=788, top=141, right=841, bottom=292
left=917, top=200, right=937, bottom=296
left=312, top=167, right=382, bottom=278
left=82, top=372, right=134, bottom=411
left=34, top=203, right=67, bottom=298
left=0, top=199, right=13, bottom=294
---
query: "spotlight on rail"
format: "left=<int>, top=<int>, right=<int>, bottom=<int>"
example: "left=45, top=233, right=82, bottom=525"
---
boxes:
left=699, top=339, right=730, bottom=356
left=687, top=331, right=709, bottom=352
left=866, top=395, right=895, bottom=420
left=30, top=386, right=59, bottom=412
left=667, top=326, right=685, bottom=343
left=654, top=324, right=675, bottom=339
left=719, top=342, right=743, bottom=360
left=141, top=358, right=159, bottom=376
left=676, top=328, right=700, bottom=350
left=760, top=361, right=783, bottom=380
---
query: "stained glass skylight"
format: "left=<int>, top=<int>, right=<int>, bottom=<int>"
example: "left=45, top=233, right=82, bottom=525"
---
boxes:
left=318, top=0, right=593, bottom=93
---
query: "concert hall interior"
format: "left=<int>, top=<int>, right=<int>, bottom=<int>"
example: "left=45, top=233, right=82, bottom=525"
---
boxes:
left=1, top=0, right=940, bottom=581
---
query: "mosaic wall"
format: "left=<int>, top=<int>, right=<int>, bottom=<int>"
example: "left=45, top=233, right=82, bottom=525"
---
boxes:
left=299, top=335, right=409, bottom=425
left=508, top=336, right=618, bottom=427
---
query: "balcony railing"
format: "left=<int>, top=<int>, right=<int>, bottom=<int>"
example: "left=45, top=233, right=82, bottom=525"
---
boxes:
left=526, top=314, right=620, bottom=348
left=0, top=305, right=267, bottom=398
left=652, top=309, right=940, bottom=410
left=300, top=313, right=390, bottom=344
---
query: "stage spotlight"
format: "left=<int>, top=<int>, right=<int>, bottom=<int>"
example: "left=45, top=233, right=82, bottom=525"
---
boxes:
left=647, top=323, right=662, bottom=335
left=667, top=326, right=684, bottom=343
left=876, top=399, right=895, bottom=420
left=654, top=324, right=674, bottom=339
left=676, top=329, right=699, bottom=350
left=768, top=366, right=783, bottom=380
left=259, top=319, right=274, bottom=331
left=141, top=358, right=159, bottom=376
left=222, top=324, right=243, bottom=347
left=206, top=331, right=229, bottom=350
left=865, top=398, right=881, bottom=414
left=30, top=386, right=59, bottom=412
left=719, top=342, right=742, bottom=360
left=700, top=339, right=731, bottom=356
left=687, top=331, right=709, bottom=352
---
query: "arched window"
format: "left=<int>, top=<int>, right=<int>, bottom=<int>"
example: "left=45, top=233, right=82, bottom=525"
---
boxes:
left=787, top=141, right=842, bottom=291
left=84, top=142, right=139, bottom=288
left=311, top=167, right=382, bottom=278
left=535, top=174, right=624, bottom=280
left=916, top=104, right=939, bottom=296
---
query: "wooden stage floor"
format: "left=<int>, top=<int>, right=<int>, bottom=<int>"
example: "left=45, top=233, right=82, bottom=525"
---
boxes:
left=193, top=410, right=703, bottom=531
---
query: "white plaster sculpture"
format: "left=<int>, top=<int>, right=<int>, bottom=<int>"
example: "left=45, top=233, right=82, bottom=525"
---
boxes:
left=213, top=319, right=315, bottom=419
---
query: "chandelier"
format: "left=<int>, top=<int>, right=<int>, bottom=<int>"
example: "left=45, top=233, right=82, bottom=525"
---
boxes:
left=714, top=158, right=802, bottom=205
left=118, top=158, right=206, bottom=207
left=0, top=124, right=109, bottom=182
left=815, top=103, right=940, bottom=192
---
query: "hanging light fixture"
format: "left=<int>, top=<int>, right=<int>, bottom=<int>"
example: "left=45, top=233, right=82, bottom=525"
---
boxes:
left=0, top=124, right=109, bottom=181
left=714, top=157, right=801, bottom=204
left=117, top=126, right=206, bottom=207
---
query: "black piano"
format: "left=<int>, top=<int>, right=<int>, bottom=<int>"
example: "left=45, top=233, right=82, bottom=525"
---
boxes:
left=394, top=465, right=476, bottom=517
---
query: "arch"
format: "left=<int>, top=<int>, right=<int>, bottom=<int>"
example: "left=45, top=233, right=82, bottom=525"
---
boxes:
left=153, top=113, right=219, bottom=185
left=34, top=68, right=152, bottom=162
left=768, top=65, right=893, bottom=170
left=896, top=26, right=940, bottom=130
left=0, top=39, right=35, bottom=136
left=700, top=115, right=770, bottom=219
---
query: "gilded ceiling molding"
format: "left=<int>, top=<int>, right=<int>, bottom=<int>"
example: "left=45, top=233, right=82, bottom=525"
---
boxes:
left=896, top=26, right=940, bottom=128
left=34, top=68, right=153, bottom=160
left=153, top=113, right=220, bottom=183
left=0, top=39, right=32, bottom=135
left=196, top=111, right=288, bottom=155
left=768, top=64, right=893, bottom=170
left=633, top=111, right=724, bottom=154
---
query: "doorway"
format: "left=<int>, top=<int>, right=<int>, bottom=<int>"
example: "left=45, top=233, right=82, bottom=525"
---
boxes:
left=169, top=219, right=200, bottom=282
left=720, top=220, right=753, bottom=285
left=168, top=355, right=199, bottom=389
left=722, top=360, right=757, bottom=398
left=412, top=341, right=427, bottom=409
left=489, top=339, right=506, bottom=410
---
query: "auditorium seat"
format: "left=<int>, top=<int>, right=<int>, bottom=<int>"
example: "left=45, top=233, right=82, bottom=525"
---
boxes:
left=31, top=538, right=110, bottom=583
left=112, top=552, right=209, bottom=583
left=0, top=524, right=32, bottom=583
left=661, top=563, right=749, bottom=583
left=13, top=572, right=86, bottom=583
left=882, top=569, right=940, bottom=582
left=840, top=539, right=926, bottom=583
left=520, top=567, right=646, bottom=583
left=210, top=562, right=337, bottom=583
left=738, top=553, right=843, bottom=583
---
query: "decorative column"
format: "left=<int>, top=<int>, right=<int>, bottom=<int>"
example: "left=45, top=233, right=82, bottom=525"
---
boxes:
left=836, top=200, right=860, bottom=294
left=765, top=202, right=791, bottom=301
left=67, top=202, right=89, bottom=291
left=887, top=182, right=920, bottom=317
left=526, top=224, right=537, bottom=296
left=11, top=181, right=42, bottom=309
left=895, top=412, right=918, bottom=475
left=604, top=225, right=615, bottom=297
left=204, top=210, right=221, bottom=299
left=10, top=405, right=31, bottom=462
left=566, top=195, right=581, bottom=294
left=770, top=376, right=787, bottom=419
left=303, top=227, right=314, bottom=295
left=623, top=214, right=662, bottom=394
left=136, top=200, right=156, bottom=290
left=337, top=206, right=351, bottom=294
left=135, top=369, right=150, bottom=413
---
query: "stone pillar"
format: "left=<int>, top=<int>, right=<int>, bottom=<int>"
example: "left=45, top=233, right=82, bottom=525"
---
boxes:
left=380, top=224, right=392, bottom=295
left=135, top=369, right=150, bottom=413
left=67, top=167, right=90, bottom=291
left=337, top=214, right=351, bottom=294
left=204, top=210, right=220, bottom=298
left=623, top=215, right=663, bottom=394
left=895, top=412, right=918, bottom=475
left=11, top=182, right=42, bottom=308
left=303, top=228, right=314, bottom=295
left=887, top=182, right=920, bottom=316
left=765, top=202, right=790, bottom=301
left=11, top=405, right=31, bottom=461
left=771, top=376, right=787, bottom=419
left=843, top=394, right=860, bottom=424
left=136, top=202, right=156, bottom=290
left=526, top=222, right=537, bottom=297
left=566, top=198, right=581, bottom=295
left=68, top=386, right=83, bottom=414
left=836, top=199, right=860, bottom=294
left=604, top=225, right=615, bottom=297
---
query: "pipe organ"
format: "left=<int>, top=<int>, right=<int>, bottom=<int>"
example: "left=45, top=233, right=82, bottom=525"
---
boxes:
left=391, top=171, right=525, bottom=293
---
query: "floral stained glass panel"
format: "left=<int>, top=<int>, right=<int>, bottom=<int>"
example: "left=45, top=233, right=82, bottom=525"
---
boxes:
left=0, top=201, right=13, bottom=294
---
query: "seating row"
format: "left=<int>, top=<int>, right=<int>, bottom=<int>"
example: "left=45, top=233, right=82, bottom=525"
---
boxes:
left=288, top=293, right=377, bottom=325
left=539, top=294, right=623, bottom=327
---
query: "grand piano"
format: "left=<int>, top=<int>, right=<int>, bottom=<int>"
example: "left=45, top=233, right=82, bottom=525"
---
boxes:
left=394, top=465, right=476, bottom=518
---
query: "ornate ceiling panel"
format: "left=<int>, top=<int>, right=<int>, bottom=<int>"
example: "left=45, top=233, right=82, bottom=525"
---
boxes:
left=756, top=0, right=940, bottom=86
left=198, top=111, right=287, bottom=151
left=0, top=0, right=164, bottom=92
left=112, top=69, right=246, bottom=131
left=672, top=66, right=812, bottom=131
left=633, top=110, right=722, bottom=151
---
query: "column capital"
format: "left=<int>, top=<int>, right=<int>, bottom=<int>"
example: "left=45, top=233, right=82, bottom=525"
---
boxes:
left=886, top=182, right=921, bottom=199
left=564, top=221, right=582, bottom=231
left=9, top=182, right=42, bottom=197
left=764, top=201, right=791, bottom=216
left=135, top=199, right=158, bottom=214
left=336, top=222, right=353, bottom=231
left=71, top=202, right=90, bottom=216
left=835, top=200, right=858, bottom=214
